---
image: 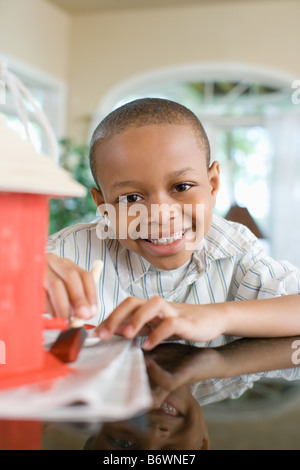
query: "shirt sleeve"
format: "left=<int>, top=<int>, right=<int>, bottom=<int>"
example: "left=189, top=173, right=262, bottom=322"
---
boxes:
left=46, top=226, right=79, bottom=263
left=46, top=232, right=60, bottom=256
left=233, top=246, right=300, bottom=301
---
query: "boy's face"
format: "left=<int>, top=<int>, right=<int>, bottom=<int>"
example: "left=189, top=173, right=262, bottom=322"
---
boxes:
left=87, top=385, right=210, bottom=450
left=91, top=124, right=220, bottom=270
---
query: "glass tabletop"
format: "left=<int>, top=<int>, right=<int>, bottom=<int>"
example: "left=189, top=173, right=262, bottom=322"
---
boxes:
left=0, top=336, right=300, bottom=451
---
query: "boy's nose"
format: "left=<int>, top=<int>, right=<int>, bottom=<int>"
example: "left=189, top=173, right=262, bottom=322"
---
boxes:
left=151, top=203, right=178, bottom=224
left=147, top=193, right=182, bottom=222
left=144, top=423, right=171, bottom=449
left=132, top=194, right=185, bottom=239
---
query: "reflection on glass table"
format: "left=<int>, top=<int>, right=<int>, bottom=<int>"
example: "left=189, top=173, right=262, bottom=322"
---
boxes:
left=0, top=336, right=300, bottom=450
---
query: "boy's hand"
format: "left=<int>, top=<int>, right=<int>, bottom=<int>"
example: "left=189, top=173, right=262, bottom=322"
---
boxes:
left=95, top=296, right=227, bottom=349
left=45, top=253, right=98, bottom=320
left=145, top=343, right=222, bottom=392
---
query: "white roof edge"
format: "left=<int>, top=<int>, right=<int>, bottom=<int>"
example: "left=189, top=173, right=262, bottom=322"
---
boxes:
left=0, top=117, right=87, bottom=198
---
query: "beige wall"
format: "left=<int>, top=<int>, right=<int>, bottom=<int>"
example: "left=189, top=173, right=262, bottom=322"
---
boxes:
left=69, top=0, right=300, bottom=141
left=1, top=0, right=300, bottom=141
left=0, top=0, right=70, bottom=81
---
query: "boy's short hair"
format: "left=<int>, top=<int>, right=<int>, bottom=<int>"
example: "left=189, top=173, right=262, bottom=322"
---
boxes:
left=89, top=97, right=210, bottom=186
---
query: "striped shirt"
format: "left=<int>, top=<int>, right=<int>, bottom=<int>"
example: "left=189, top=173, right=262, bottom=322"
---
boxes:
left=192, top=367, right=300, bottom=406
left=48, top=214, right=300, bottom=403
left=47, top=214, right=300, bottom=347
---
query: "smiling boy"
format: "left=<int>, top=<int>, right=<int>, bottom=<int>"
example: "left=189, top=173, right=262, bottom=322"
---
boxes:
left=47, top=98, right=300, bottom=349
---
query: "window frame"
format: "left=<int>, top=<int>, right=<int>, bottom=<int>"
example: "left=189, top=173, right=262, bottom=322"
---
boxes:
left=0, top=52, right=68, bottom=144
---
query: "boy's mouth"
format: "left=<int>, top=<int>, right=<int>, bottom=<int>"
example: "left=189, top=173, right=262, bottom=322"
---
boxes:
left=145, top=230, right=184, bottom=246
left=159, top=401, right=180, bottom=416
left=150, top=395, right=185, bottom=420
left=138, top=229, right=192, bottom=256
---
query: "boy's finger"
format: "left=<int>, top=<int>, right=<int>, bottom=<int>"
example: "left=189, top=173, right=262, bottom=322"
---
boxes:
left=142, top=317, right=179, bottom=350
left=145, top=357, right=174, bottom=391
left=122, top=297, right=175, bottom=339
left=79, top=269, right=99, bottom=311
left=59, top=269, right=96, bottom=319
left=96, top=297, right=145, bottom=339
left=45, top=268, right=73, bottom=319
left=46, top=256, right=97, bottom=319
left=45, top=292, right=59, bottom=318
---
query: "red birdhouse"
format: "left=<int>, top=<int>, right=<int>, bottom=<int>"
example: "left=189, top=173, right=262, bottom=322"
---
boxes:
left=0, top=117, right=86, bottom=389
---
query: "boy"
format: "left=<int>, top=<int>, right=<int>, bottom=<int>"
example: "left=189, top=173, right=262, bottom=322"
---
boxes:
left=47, top=98, right=300, bottom=350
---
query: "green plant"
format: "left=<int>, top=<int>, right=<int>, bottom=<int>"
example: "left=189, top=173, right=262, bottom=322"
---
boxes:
left=49, top=138, right=97, bottom=235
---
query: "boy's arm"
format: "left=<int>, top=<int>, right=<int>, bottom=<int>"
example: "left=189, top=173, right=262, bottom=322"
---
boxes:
left=220, top=294, right=300, bottom=339
left=145, top=336, right=300, bottom=393
left=95, top=294, right=300, bottom=350
left=46, top=253, right=98, bottom=320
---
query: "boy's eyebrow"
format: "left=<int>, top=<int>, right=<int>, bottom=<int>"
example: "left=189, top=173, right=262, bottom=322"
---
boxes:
left=168, top=167, right=196, bottom=178
left=110, top=180, right=140, bottom=191
left=110, top=168, right=196, bottom=191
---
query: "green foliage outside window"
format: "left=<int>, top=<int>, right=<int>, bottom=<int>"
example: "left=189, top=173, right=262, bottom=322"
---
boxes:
left=49, top=138, right=97, bottom=235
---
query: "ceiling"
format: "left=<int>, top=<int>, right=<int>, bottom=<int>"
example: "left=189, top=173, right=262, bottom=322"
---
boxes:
left=46, top=0, right=276, bottom=14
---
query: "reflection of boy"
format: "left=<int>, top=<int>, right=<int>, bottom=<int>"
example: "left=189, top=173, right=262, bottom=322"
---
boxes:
left=83, top=336, right=300, bottom=451
left=82, top=344, right=206, bottom=451
left=47, top=98, right=300, bottom=349
left=84, top=382, right=210, bottom=450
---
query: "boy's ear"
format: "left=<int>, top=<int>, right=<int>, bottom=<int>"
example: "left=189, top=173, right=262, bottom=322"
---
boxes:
left=90, top=187, right=105, bottom=211
left=208, top=161, right=220, bottom=207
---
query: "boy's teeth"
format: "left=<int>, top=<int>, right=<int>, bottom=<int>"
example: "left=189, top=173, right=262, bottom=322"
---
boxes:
left=148, top=231, right=183, bottom=245
left=160, top=402, right=179, bottom=416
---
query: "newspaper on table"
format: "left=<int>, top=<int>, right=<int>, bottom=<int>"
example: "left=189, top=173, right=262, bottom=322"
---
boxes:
left=0, top=335, right=152, bottom=422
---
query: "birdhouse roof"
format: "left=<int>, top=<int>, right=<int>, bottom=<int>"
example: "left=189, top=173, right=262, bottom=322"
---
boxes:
left=0, top=117, right=87, bottom=198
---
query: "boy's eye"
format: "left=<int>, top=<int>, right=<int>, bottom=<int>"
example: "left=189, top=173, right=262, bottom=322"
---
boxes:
left=119, top=194, right=141, bottom=204
left=173, top=183, right=192, bottom=193
left=107, top=435, right=136, bottom=449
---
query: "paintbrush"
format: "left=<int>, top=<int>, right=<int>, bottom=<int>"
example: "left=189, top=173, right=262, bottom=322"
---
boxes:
left=49, top=260, right=103, bottom=363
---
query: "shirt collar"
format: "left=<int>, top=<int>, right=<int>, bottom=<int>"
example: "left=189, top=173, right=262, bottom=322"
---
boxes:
left=111, top=214, right=256, bottom=290
left=204, top=214, right=257, bottom=260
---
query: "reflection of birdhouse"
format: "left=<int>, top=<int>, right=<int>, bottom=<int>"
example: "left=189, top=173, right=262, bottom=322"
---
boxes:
left=0, top=118, right=86, bottom=389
